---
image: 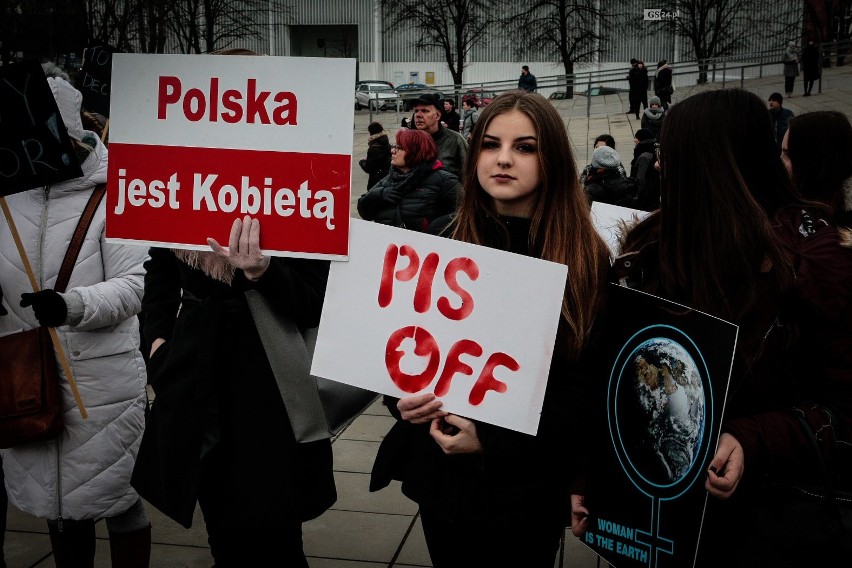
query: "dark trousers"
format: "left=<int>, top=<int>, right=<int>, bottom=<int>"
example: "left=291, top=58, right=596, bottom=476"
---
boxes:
left=804, top=79, right=815, bottom=94
left=419, top=505, right=563, bottom=568
left=197, top=446, right=309, bottom=568
left=628, top=91, right=647, bottom=116
left=785, top=76, right=795, bottom=94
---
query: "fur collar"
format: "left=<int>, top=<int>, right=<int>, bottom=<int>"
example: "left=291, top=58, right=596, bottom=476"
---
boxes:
left=172, top=249, right=235, bottom=284
left=368, top=131, right=389, bottom=144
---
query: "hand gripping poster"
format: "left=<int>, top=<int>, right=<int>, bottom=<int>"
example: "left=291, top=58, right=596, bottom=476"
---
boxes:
left=579, top=284, right=738, bottom=567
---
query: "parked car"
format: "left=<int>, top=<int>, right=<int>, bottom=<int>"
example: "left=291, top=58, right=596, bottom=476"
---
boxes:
left=462, top=88, right=498, bottom=108
left=395, top=83, right=444, bottom=111
left=355, top=83, right=399, bottom=111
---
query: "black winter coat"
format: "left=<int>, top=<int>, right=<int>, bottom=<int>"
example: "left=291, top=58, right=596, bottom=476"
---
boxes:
left=131, top=249, right=336, bottom=529
left=359, top=133, right=391, bottom=190
left=370, top=216, right=604, bottom=529
left=356, top=160, right=460, bottom=232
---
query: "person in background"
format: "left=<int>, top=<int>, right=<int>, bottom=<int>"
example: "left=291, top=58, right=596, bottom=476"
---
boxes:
left=371, top=90, right=610, bottom=567
left=630, top=128, right=656, bottom=172
left=411, top=92, right=468, bottom=178
left=782, top=110, right=852, bottom=228
left=580, top=144, right=627, bottom=185
left=801, top=38, right=821, bottom=96
left=441, top=98, right=461, bottom=132
left=0, top=69, right=151, bottom=568
left=359, top=121, right=391, bottom=190
left=460, top=97, right=480, bottom=141
left=593, top=134, right=616, bottom=150
left=783, top=41, right=800, bottom=98
left=640, top=96, right=666, bottom=139
left=518, top=65, right=537, bottom=92
left=572, top=88, right=852, bottom=567
left=627, top=59, right=649, bottom=119
left=357, top=128, right=459, bottom=231
left=768, top=92, right=795, bottom=151
left=654, top=59, right=674, bottom=110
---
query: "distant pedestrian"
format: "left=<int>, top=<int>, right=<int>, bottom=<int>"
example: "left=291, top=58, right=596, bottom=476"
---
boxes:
left=641, top=96, right=666, bottom=139
left=801, top=38, right=820, bottom=96
left=768, top=92, right=794, bottom=151
left=593, top=134, right=616, bottom=149
left=627, top=59, right=649, bottom=119
left=460, top=98, right=479, bottom=141
left=441, top=99, right=461, bottom=132
left=782, top=41, right=800, bottom=98
left=654, top=59, right=674, bottom=110
left=518, top=65, right=537, bottom=92
left=359, top=121, right=391, bottom=190
left=411, top=92, right=468, bottom=178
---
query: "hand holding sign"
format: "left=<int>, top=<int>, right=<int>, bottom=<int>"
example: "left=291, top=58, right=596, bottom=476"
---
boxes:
left=429, top=414, right=482, bottom=455
left=397, top=392, right=447, bottom=425
left=208, top=215, right=270, bottom=281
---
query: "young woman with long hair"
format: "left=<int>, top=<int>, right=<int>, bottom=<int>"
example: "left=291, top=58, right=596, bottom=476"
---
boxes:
left=370, top=90, right=610, bottom=567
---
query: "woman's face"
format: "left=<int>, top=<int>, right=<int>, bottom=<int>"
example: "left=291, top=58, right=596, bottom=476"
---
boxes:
left=476, top=110, right=541, bottom=217
left=391, top=141, right=407, bottom=170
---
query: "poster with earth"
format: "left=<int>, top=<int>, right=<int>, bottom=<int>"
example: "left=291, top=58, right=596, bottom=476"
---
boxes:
left=578, top=284, right=738, bottom=567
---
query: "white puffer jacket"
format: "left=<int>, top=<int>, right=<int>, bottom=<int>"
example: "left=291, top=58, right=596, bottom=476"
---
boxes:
left=0, top=134, right=149, bottom=521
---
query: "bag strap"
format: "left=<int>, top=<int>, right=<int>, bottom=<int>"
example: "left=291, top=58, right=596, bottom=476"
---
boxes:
left=55, top=184, right=106, bottom=293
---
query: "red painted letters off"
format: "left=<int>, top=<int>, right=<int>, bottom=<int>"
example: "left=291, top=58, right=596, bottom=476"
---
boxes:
left=157, top=76, right=298, bottom=125
left=379, top=243, right=519, bottom=405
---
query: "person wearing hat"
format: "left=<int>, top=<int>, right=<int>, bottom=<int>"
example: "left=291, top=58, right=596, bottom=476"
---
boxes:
left=627, top=59, right=649, bottom=119
left=630, top=129, right=662, bottom=211
left=0, top=67, right=152, bottom=566
left=641, top=96, right=666, bottom=139
left=768, top=92, right=794, bottom=151
left=359, top=121, right=392, bottom=190
left=580, top=141, right=626, bottom=182
left=411, top=92, right=468, bottom=178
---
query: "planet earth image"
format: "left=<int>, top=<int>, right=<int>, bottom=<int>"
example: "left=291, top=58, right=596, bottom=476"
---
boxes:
left=616, top=337, right=706, bottom=486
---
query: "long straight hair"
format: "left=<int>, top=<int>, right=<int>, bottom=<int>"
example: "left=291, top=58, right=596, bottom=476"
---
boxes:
left=655, top=89, right=799, bottom=321
left=452, top=90, right=609, bottom=357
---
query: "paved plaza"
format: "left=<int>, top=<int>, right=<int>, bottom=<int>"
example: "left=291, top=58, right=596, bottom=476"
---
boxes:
left=3, top=63, right=852, bottom=568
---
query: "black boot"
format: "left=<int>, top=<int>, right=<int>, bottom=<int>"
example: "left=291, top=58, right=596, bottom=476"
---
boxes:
left=48, top=519, right=96, bottom=568
left=109, top=524, right=152, bottom=568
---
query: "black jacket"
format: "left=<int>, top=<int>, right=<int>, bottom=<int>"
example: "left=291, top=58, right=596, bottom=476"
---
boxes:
left=359, top=133, right=391, bottom=190
left=356, top=160, right=459, bottom=232
left=131, top=249, right=336, bottom=528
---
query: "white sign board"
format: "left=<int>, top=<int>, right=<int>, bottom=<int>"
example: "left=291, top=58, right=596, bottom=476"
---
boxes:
left=106, top=53, right=355, bottom=259
left=311, top=219, right=568, bottom=435
left=590, top=201, right=653, bottom=258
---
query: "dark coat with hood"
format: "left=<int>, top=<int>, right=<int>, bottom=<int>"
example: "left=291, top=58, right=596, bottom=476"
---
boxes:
left=641, top=106, right=666, bottom=138
left=131, top=249, right=336, bottom=529
left=356, top=159, right=460, bottom=232
left=359, top=131, right=392, bottom=190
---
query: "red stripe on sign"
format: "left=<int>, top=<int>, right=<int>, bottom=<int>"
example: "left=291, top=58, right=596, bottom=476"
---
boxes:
left=105, top=144, right=350, bottom=257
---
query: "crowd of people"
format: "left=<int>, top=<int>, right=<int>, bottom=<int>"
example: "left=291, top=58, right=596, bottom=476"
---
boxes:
left=0, top=49, right=849, bottom=568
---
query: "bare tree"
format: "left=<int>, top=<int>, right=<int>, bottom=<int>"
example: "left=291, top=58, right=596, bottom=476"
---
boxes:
left=656, top=0, right=798, bottom=83
left=501, top=0, right=627, bottom=98
left=381, top=0, right=498, bottom=88
left=167, top=0, right=293, bottom=54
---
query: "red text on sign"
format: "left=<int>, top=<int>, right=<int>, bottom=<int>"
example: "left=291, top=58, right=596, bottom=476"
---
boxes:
left=157, top=76, right=297, bottom=125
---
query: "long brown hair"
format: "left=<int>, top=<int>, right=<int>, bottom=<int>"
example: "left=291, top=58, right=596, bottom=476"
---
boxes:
left=654, top=89, right=799, bottom=321
left=452, top=90, right=609, bottom=357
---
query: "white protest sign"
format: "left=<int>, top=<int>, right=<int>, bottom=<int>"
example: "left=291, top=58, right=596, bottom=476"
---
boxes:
left=311, top=219, right=568, bottom=435
left=590, top=201, right=653, bottom=258
left=106, top=54, right=355, bottom=259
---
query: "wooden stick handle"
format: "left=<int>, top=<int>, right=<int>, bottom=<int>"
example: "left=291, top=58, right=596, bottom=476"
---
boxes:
left=0, top=197, right=88, bottom=419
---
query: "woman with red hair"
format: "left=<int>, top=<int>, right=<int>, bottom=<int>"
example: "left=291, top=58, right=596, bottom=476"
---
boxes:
left=356, top=128, right=460, bottom=232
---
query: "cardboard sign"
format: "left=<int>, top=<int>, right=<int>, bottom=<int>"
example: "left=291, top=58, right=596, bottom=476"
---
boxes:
left=591, top=201, right=653, bottom=258
left=78, top=44, right=116, bottom=116
left=310, top=219, right=569, bottom=435
left=0, top=59, right=82, bottom=195
left=106, top=54, right=355, bottom=260
left=580, top=284, right=738, bottom=567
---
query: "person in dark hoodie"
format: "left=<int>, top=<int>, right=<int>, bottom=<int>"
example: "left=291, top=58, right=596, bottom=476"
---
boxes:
left=654, top=59, right=674, bottom=110
left=359, top=121, right=392, bottom=190
left=641, top=96, right=666, bottom=139
left=357, top=128, right=460, bottom=231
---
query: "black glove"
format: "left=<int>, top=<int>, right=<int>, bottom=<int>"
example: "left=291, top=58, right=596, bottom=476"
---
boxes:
left=382, top=185, right=403, bottom=203
left=0, top=283, right=7, bottom=316
left=20, top=290, right=67, bottom=327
